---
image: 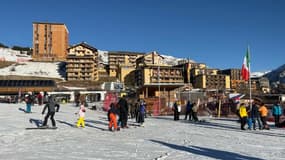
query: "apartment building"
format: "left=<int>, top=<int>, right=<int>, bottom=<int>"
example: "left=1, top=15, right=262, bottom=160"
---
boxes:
left=251, top=77, right=271, bottom=93
left=193, top=74, right=230, bottom=90
left=135, top=51, right=184, bottom=98
left=219, top=69, right=246, bottom=90
left=32, top=22, right=69, bottom=61
left=176, top=60, right=206, bottom=83
left=66, top=42, right=98, bottom=81
left=108, top=51, right=144, bottom=77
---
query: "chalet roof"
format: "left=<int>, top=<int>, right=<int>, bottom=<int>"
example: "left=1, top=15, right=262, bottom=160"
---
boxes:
left=0, top=80, right=56, bottom=87
left=108, top=51, right=145, bottom=55
left=33, top=22, right=66, bottom=25
left=143, top=51, right=165, bottom=59
left=68, top=42, right=98, bottom=52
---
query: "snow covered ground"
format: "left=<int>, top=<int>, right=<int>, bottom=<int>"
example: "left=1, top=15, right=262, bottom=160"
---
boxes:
left=0, top=103, right=284, bottom=160
left=0, top=62, right=64, bottom=79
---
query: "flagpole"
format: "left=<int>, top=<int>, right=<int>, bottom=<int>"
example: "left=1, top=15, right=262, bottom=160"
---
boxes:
left=248, top=46, right=252, bottom=110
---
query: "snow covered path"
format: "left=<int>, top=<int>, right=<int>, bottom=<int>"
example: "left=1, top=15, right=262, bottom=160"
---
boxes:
left=0, top=103, right=284, bottom=160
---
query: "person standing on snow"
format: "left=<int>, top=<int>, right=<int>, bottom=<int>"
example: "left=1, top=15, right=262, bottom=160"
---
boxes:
left=239, top=103, right=248, bottom=130
left=76, top=102, right=86, bottom=128
left=108, top=103, right=119, bottom=131
left=118, top=95, right=129, bottom=128
left=138, top=100, right=146, bottom=127
left=25, top=94, right=33, bottom=113
left=184, top=100, right=193, bottom=120
left=173, top=101, right=179, bottom=121
left=41, top=95, right=56, bottom=128
left=272, top=103, right=282, bottom=127
left=37, top=92, right=43, bottom=106
left=192, top=99, right=200, bottom=122
left=259, top=103, right=270, bottom=130
left=251, top=102, right=262, bottom=130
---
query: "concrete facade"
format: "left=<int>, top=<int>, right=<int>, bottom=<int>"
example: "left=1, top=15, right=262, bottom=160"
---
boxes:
left=33, top=22, right=69, bottom=61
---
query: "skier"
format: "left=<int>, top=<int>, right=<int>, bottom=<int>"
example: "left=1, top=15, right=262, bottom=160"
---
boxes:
left=76, top=102, right=86, bottom=128
left=108, top=103, right=119, bottom=131
left=41, top=95, right=56, bottom=128
left=25, top=94, right=33, bottom=113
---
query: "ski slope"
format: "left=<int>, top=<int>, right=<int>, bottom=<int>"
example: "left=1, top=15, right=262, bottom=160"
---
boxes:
left=0, top=103, right=284, bottom=160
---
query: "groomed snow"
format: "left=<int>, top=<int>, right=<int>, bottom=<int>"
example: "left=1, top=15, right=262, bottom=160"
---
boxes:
left=0, top=62, right=64, bottom=79
left=0, top=103, right=284, bottom=160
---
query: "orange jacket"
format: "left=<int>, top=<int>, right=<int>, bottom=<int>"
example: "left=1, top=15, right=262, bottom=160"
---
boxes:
left=259, top=105, right=268, bottom=117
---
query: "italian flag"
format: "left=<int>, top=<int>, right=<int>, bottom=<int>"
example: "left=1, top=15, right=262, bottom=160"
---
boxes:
left=241, top=47, right=250, bottom=81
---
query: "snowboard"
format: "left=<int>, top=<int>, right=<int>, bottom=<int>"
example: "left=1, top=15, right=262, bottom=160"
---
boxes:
left=25, top=126, right=57, bottom=130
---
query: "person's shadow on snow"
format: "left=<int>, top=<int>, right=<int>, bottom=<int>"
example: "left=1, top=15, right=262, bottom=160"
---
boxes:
left=18, top=107, right=27, bottom=113
left=56, top=120, right=76, bottom=127
left=149, top=139, right=264, bottom=160
left=29, top=118, right=43, bottom=127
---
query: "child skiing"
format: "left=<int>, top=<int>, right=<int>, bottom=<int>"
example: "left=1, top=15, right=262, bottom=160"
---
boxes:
left=76, top=102, right=86, bottom=128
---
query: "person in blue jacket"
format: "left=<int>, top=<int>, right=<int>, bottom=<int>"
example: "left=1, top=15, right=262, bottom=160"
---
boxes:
left=272, top=103, right=283, bottom=126
left=138, top=100, right=146, bottom=127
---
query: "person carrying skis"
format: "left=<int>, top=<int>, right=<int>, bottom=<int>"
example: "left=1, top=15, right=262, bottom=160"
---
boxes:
left=192, top=98, right=200, bottom=122
left=41, top=95, right=56, bottom=128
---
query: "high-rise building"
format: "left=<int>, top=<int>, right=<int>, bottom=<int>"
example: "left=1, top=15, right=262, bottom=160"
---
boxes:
left=32, top=22, right=69, bottom=61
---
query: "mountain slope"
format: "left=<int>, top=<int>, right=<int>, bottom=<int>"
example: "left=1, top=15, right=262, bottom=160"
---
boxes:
left=264, top=64, right=285, bottom=83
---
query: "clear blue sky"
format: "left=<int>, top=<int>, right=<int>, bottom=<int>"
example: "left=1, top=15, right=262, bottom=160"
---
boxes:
left=0, top=0, right=284, bottom=72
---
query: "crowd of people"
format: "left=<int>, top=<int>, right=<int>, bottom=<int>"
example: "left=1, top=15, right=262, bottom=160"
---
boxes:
left=21, top=92, right=285, bottom=131
left=107, top=96, right=147, bottom=131
left=173, top=98, right=200, bottom=122
left=237, top=100, right=284, bottom=130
